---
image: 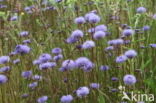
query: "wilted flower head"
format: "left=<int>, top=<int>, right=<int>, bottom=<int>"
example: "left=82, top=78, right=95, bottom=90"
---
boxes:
left=124, top=50, right=137, bottom=58
left=76, top=86, right=90, bottom=97
left=75, top=57, right=94, bottom=72
left=22, top=70, right=32, bottom=79
left=28, top=82, right=38, bottom=89
left=100, top=65, right=109, bottom=71
left=37, top=96, right=48, bottom=103
left=0, top=66, right=10, bottom=73
left=51, top=48, right=62, bottom=55
left=14, top=44, right=31, bottom=54
left=122, top=29, right=134, bottom=36
left=74, top=16, right=86, bottom=24
left=142, top=25, right=150, bottom=31
left=136, top=7, right=147, bottom=13
left=38, top=53, right=52, bottom=63
left=93, top=31, right=106, bottom=40
left=19, top=31, right=29, bottom=37
left=116, top=55, right=127, bottom=63
left=62, top=60, right=77, bottom=70
left=82, top=40, right=95, bottom=49
left=123, top=74, right=137, bottom=85
left=71, top=30, right=84, bottom=38
left=39, top=62, right=56, bottom=70
left=95, top=25, right=107, bottom=32
left=60, top=95, right=73, bottom=103
left=0, top=74, right=8, bottom=84
left=0, top=56, right=10, bottom=64
left=90, top=83, right=100, bottom=89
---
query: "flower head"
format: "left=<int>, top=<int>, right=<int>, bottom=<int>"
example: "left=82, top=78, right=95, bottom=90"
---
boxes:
left=136, top=7, right=147, bottom=13
left=116, top=55, right=127, bottom=63
left=74, top=16, right=86, bottom=24
left=153, top=14, right=156, bottom=19
left=0, top=56, right=10, bottom=64
left=60, top=95, right=73, bottom=103
left=90, top=83, right=100, bottom=89
left=76, top=86, right=90, bottom=97
left=38, top=53, right=52, bottom=63
left=71, top=30, right=84, bottom=38
left=0, top=66, right=10, bottom=73
left=93, top=31, right=106, bottom=40
left=122, top=29, right=134, bottom=36
left=95, top=25, right=107, bottom=32
left=108, top=39, right=124, bottom=46
left=100, top=65, right=109, bottom=71
left=82, top=40, right=95, bottom=49
left=142, top=25, right=150, bottom=31
left=14, top=44, right=31, bottom=54
left=62, top=60, right=77, bottom=70
left=123, top=74, right=137, bottom=85
left=0, top=74, right=8, bottom=84
left=37, top=96, right=48, bottom=103
left=19, top=31, right=29, bottom=37
left=88, top=14, right=100, bottom=23
left=22, top=70, right=32, bottom=79
left=124, top=50, right=137, bottom=58
left=28, top=82, right=38, bottom=89
left=51, top=48, right=62, bottom=55
left=149, top=44, right=156, bottom=48
left=39, top=62, right=56, bottom=70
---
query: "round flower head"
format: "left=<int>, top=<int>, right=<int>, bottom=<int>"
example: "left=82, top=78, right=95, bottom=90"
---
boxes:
left=116, top=55, right=127, bottom=63
left=85, top=12, right=95, bottom=21
left=0, top=66, right=10, bottom=73
left=82, top=40, right=95, bottom=49
left=95, top=25, right=107, bottom=32
left=93, top=31, right=106, bottom=40
left=104, top=46, right=114, bottom=51
left=10, top=15, right=18, bottom=21
left=74, top=16, right=86, bottom=24
left=149, top=44, right=156, bottom=48
left=51, top=48, right=62, bottom=55
left=136, top=7, right=147, bottom=13
left=124, top=50, right=137, bottom=58
left=76, top=86, right=90, bottom=97
left=123, top=74, right=137, bottom=85
left=15, top=44, right=31, bottom=54
left=71, top=30, right=84, bottom=38
left=90, top=83, right=100, bottom=89
left=0, top=56, right=10, bottom=64
left=108, top=39, right=124, bottom=46
left=60, top=95, right=73, bottom=103
left=28, top=82, right=38, bottom=89
left=53, top=54, right=63, bottom=61
left=75, top=57, right=94, bottom=72
left=62, top=60, right=77, bottom=70
left=33, top=59, right=42, bottom=65
left=153, top=14, right=156, bottom=19
left=0, top=74, right=8, bottom=84
left=38, top=53, right=52, bottom=63
left=142, top=25, right=150, bottom=31
left=100, top=65, right=109, bottom=71
left=32, top=75, right=42, bottom=81
left=122, top=29, right=134, bottom=36
left=37, top=96, right=48, bottom=103
left=66, top=36, right=78, bottom=44
left=19, top=31, right=29, bottom=37
left=39, top=62, right=56, bottom=70
left=111, top=77, right=119, bottom=81
left=22, top=70, right=32, bottom=79
left=23, top=39, right=31, bottom=44
left=88, top=14, right=100, bottom=23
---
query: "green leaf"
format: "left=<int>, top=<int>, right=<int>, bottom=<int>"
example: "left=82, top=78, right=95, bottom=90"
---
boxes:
left=98, top=95, right=105, bottom=103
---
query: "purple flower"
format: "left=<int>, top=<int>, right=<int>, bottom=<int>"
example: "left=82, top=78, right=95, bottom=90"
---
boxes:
left=75, top=57, right=94, bottom=72
left=10, top=15, right=18, bottom=21
left=149, top=44, right=156, bottom=48
left=22, top=70, right=32, bottom=79
left=104, top=46, right=114, bottom=51
left=116, top=55, right=127, bottom=63
left=95, top=25, right=107, bottom=32
left=123, top=74, right=137, bottom=85
left=108, top=39, right=124, bottom=46
left=51, top=48, right=62, bottom=55
left=153, top=14, right=156, bottom=19
left=55, top=0, right=62, bottom=3
left=32, top=75, right=42, bottom=81
left=0, top=74, right=8, bottom=84
left=88, top=28, right=95, bottom=33
left=100, top=65, right=109, bottom=71
left=88, top=14, right=100, bottom=23
left=71, top=30, right=84, bottom=38
left=82, top=40, right=95, bottom=49
left=85, top=13, right=95, bottom=21
left=14, top=44, right=31, bottom=54
left=90, top=83, right=100, bottom=89
left=19, top=31, right=29, bottom=37
left=0, top=66, right=10, bottom=73
left=37, top=96, right=48, bottom=103
left=28, top=82, right=38, bottom=89
left=122, top=29, right=134, bottom=36
left=38, top=53, right=52, bottom=63
left=0, top=56, right=10, bottom=64
left=21, top=93, right=29, bottom=98
left=74, top=16, right=86, bottom=24
left=60, top=95, right=73, bottom=103
left=93, top=31, right=106, bottom=40
left=142, top=25, right=150, bottom=31
left=39, top=62, right=56, bottom=70
left=136, top=7, right=147, bottom=13
left=13, top=59, right=20, bottom=64
left=111, top=77, right=119, bottom=81
left=62, top=60, right=77, bottom=70
left=124, top=50, right=137, bottom=58
left=33, top=59, right=42, bottom=65
left=23, top=39, right=31, bottom=44
left=53, top=54, right=63, bottom=61
left=76, top=86, right=90, bottom=97
left=66, top=36, right=78, bottom=44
